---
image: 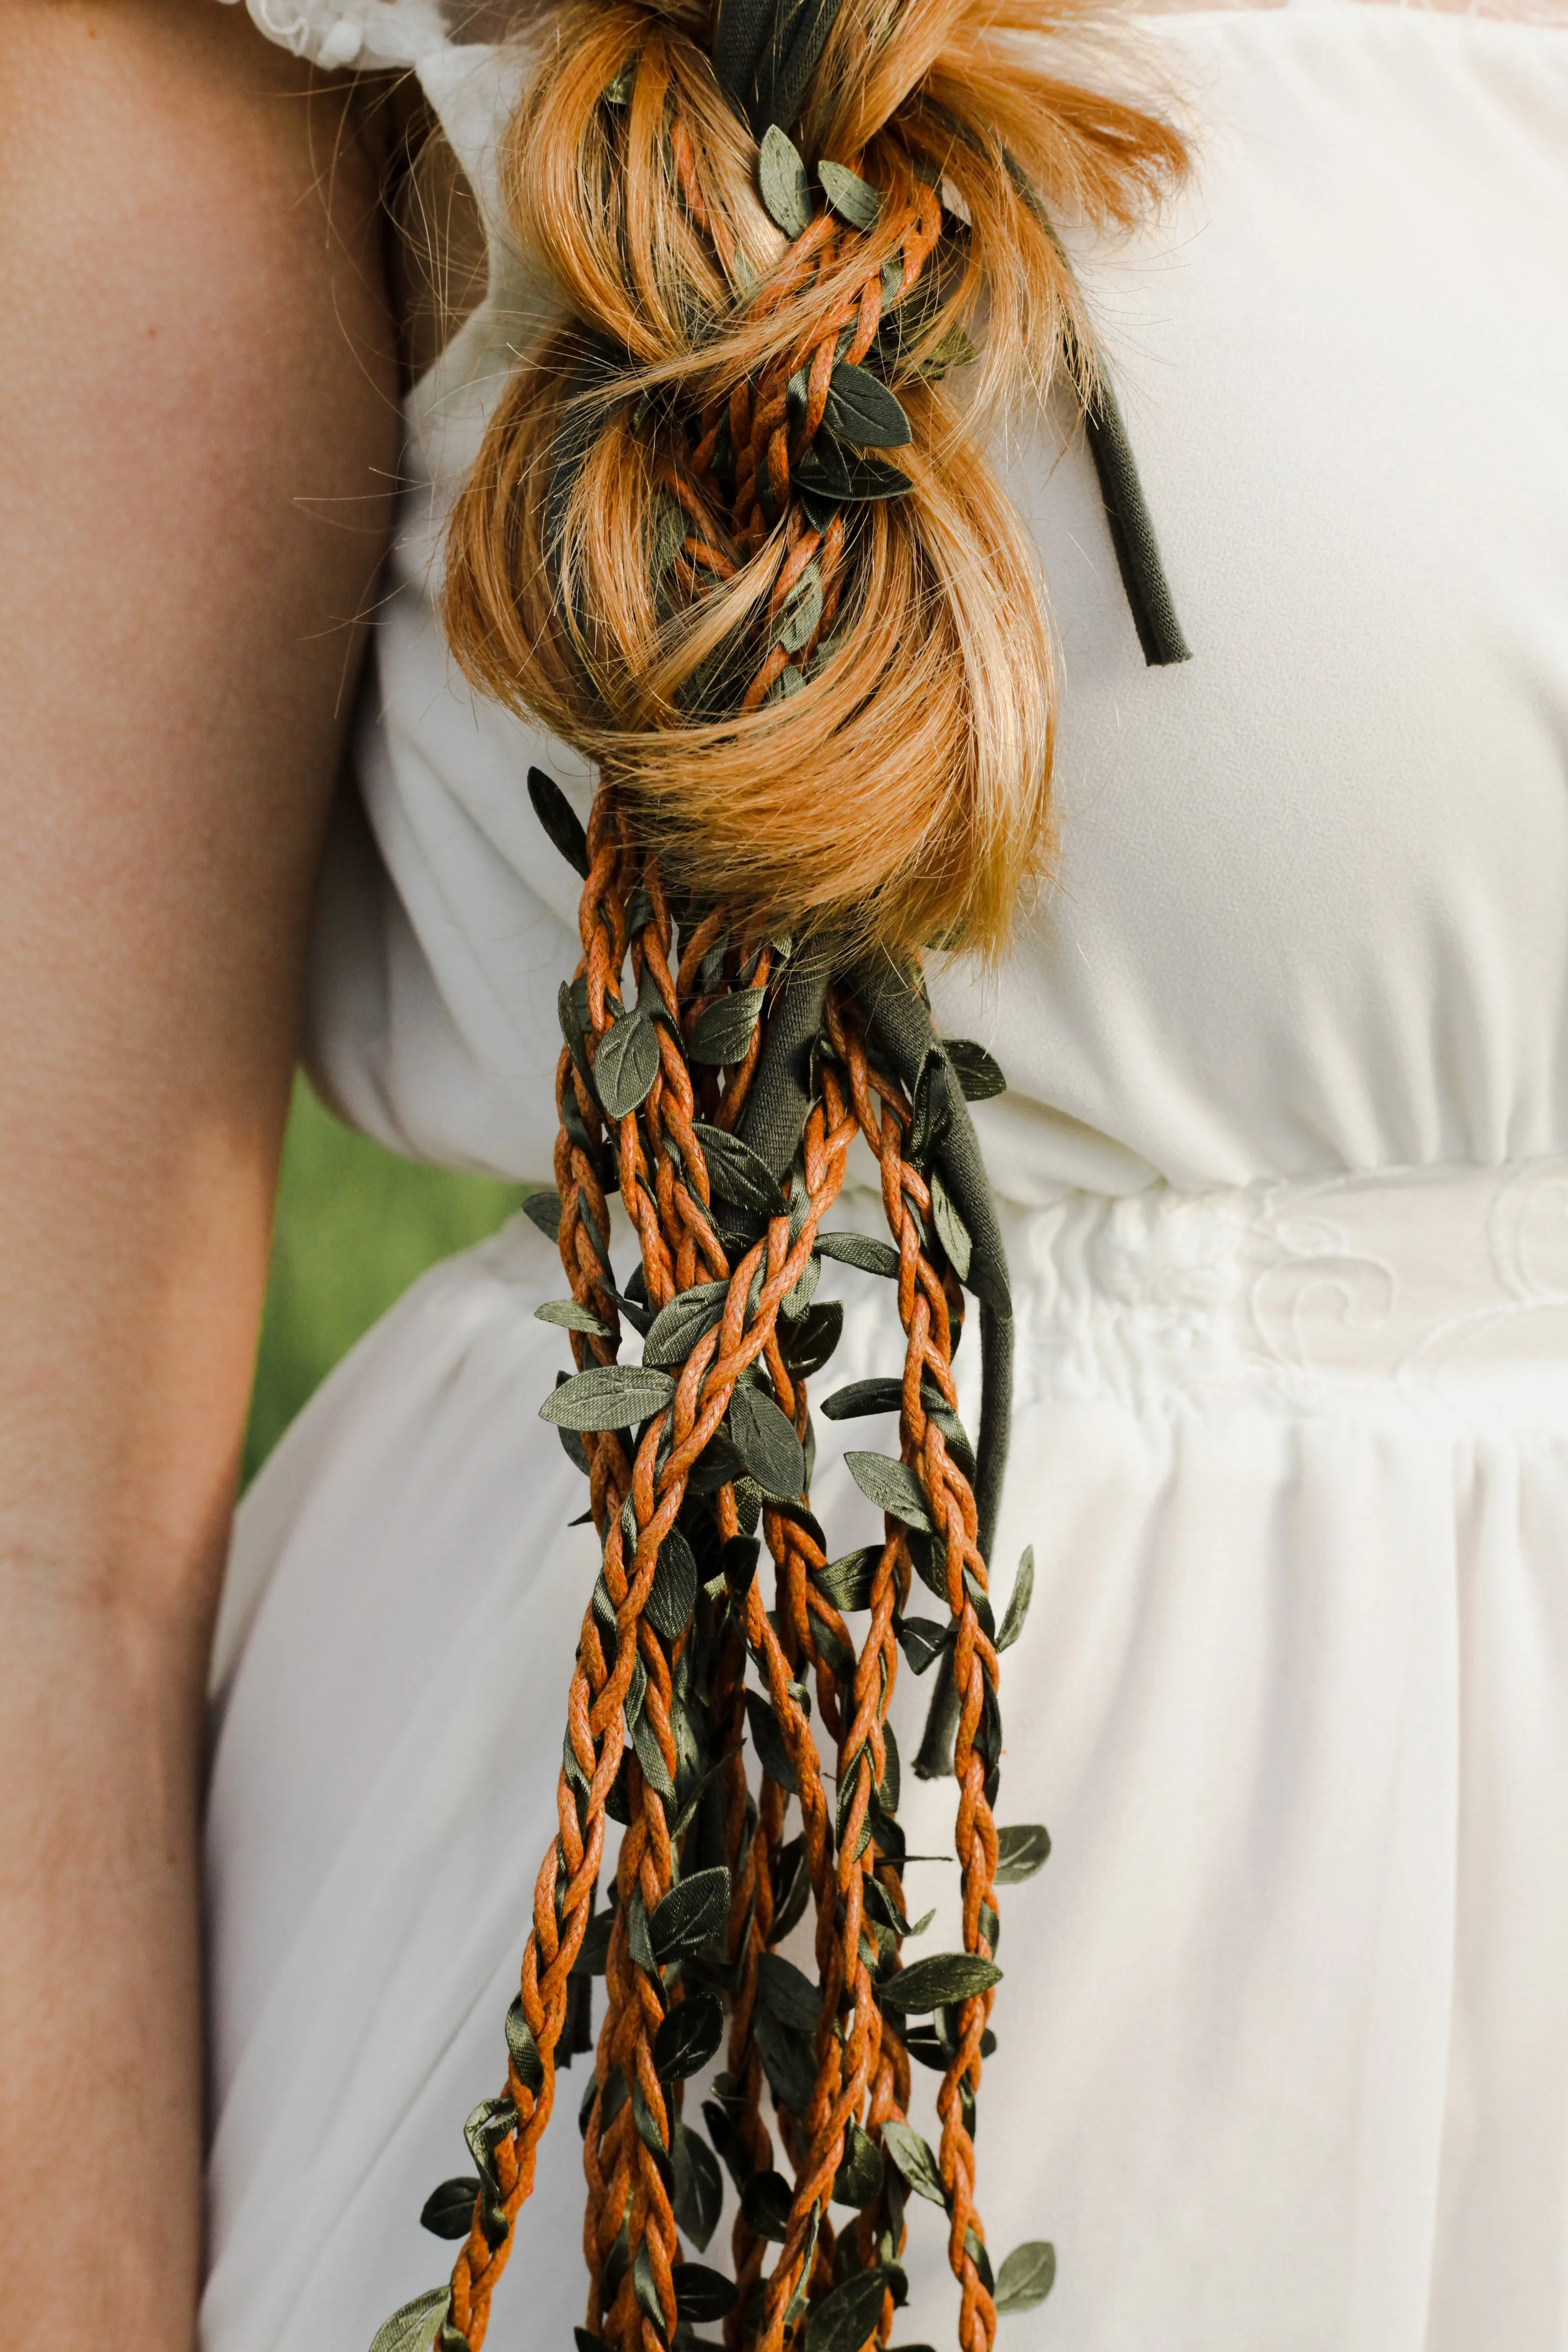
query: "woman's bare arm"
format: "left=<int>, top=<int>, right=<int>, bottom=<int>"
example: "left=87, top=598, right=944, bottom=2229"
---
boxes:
left=0, top=4, right=397, bottom=2341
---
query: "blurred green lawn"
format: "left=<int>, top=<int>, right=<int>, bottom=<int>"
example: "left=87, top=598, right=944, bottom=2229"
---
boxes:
left=242, top=1075, right=524, bottom=1485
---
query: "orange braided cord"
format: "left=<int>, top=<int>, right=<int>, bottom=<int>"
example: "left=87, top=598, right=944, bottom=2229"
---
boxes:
left=655, top=107, right=945, bottom=711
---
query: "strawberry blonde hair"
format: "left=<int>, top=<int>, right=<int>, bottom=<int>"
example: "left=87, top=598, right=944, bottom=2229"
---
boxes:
left=443, top=0, right=1187, bottom=957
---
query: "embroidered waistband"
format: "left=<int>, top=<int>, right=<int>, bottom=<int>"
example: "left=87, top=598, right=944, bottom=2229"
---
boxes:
left=995, top=1157, right=1568, bottom=1419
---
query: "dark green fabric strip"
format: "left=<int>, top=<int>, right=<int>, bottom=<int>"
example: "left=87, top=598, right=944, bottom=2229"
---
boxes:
left=1083, top=370, right=1192, bottom=668
left=712, top=0, right=847, bottom=132
left=735, top=938, right=836, bottom=1180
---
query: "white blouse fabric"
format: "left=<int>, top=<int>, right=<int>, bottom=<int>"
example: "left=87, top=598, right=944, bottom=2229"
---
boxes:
left=205, top=10, right=1568, bottom=2352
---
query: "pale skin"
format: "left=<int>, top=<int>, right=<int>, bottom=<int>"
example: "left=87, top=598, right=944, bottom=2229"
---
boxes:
left=0, top=1, right=396, bottom=2343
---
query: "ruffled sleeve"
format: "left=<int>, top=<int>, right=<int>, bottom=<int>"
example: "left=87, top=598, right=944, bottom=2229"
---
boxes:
left=236, top=0, right=449, bottom=72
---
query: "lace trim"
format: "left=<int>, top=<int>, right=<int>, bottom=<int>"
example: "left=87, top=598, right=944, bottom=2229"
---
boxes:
left=999, top=1158, right=1568, bottom=1419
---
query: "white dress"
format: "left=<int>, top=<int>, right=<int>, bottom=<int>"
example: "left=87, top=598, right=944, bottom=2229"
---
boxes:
left=203, top=6, right=1568, bottom=2349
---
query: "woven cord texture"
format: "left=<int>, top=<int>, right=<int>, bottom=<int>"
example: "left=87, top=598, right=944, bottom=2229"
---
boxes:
left=374, top=783, right=1028, bottom=2352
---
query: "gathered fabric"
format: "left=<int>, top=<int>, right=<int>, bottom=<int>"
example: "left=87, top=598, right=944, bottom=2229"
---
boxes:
left=208, top=1151, right=1568, bottom=2352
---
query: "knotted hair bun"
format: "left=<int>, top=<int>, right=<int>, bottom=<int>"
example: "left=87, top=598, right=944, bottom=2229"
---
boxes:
left=443, top=0, right=1186, bottom=956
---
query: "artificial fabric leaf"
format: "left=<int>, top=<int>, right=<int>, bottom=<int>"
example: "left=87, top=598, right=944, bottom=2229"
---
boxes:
left=908, top=1047, right=955, bottom=1163
left=654, top=1989, right=725, bottom=2082
left=836, top=1749, right=876, bottom=1861
left=594, top=1009, right=661, bottom=1119
left=906, top=1528, right=948, bottom=1599
left=757, top=1949, right=819, bottom=2033
left=995, top=1544, right=1034, bottom=1652
left=673, top=2264, right=738, bottom=2323
left=816, top=1230, right=901, bottom=1278
left=929, top=1168, right=972, bottom=1281
left=833, top=2120, right=885, bottom=2209
left=603, top=55, right=634, bottom=103
left=745, top=1688, right=799, bottom=1793
left=633, top=1704, right=676, bottom=1799
left=527, top=765, right=589, bottom=878
left=817, top=159, right=882, bottom=231
left=916, top=322, right=980, bottom=382
left=897, top=1616, right=949, bottom=1674
left=419, top=2177, right=480, bottom=2239
left=691, top=1122, right=787, bottom=1219
left=994, top=1823, right=1051, bottom=1884
left=671, top=2118, right=724, bottom=2250
left=881, top=1722, right=901, bottom=1813
left=797, top=439, right=912, bottom=504
left=643, top=1280, right=728, bottom=1367
left=558, top=980, right=595, bottom=1100
left=804, top=2266, right=889, bottom=2352
left=760, top=124, right=812, bottom=238
left=535, top=1298, right=612, bottom=1338
left=702, top=2097, right=757, bottom=2195
left=367, top=2287, right=450, bottom=2352
left=824, top=362, right=911, bottom=449
left=646, top=1527, right=700, bottom=1642
left=780, top=1298, right=842, bottom=1377
left=797, top=480, right=841, bottom=534
left=782, top=2199, right=824, bottom=2331
left=729, top=1381, right=806, bottom=1502
left=688, top=988, right=765, bottom=1065
left=879, top=1952, right=1003, bottom=2011
left=794, top=433, right=853, bottom=500
left=880, top=2120, right=948, bottom=2209
left=813, top=1546, right=882, bottom=1612
left=464, top=2094, right=518, bottom=2188
left=994, top=2241, right=1056, bottom=2314
left=541, top=1364, right=675, bottom=1431
left=686, top=1426, right=751, bottom=1506
left=650, top=490, right=687, bottom=583
left=650, top=1865, right=732, bottom=1962
left=632, top=2240, right=663, bottom=2332
left=754, top=2005, right=816, bottom=2115
left=771, top=1833, right=811, bottom=1942
left=506, top=1995, right=544, bottom=2094
left=926, top=1396, right=976, bottom=1485
left=776, top=562, right=823, bottom=655
left=821, top=1377, right=903, bottom=1421
left=720, top=1532, right=760, bottom=1598
left=627, top=1890, right=657, bottom=1977
left=943, top=1038, right=1006, bottom=1101
left=522, top=1189, right=563, bottom=1244
left=740, top=2167, right=794, bottom=2243
left=846, top=1451, right=933, bottom=1532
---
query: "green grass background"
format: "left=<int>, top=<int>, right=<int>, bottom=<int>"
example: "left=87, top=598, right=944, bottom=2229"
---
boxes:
left=242, top=1075, right=525, bottom=1484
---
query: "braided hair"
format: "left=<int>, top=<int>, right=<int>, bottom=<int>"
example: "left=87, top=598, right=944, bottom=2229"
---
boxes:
left=371, top=5, right=1186, bottom=2349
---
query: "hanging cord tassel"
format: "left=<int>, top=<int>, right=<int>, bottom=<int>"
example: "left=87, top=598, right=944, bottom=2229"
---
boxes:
left=1081, top=365, right=1191, bottom=668
left=1003, top=154, right=1191, bottom=669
